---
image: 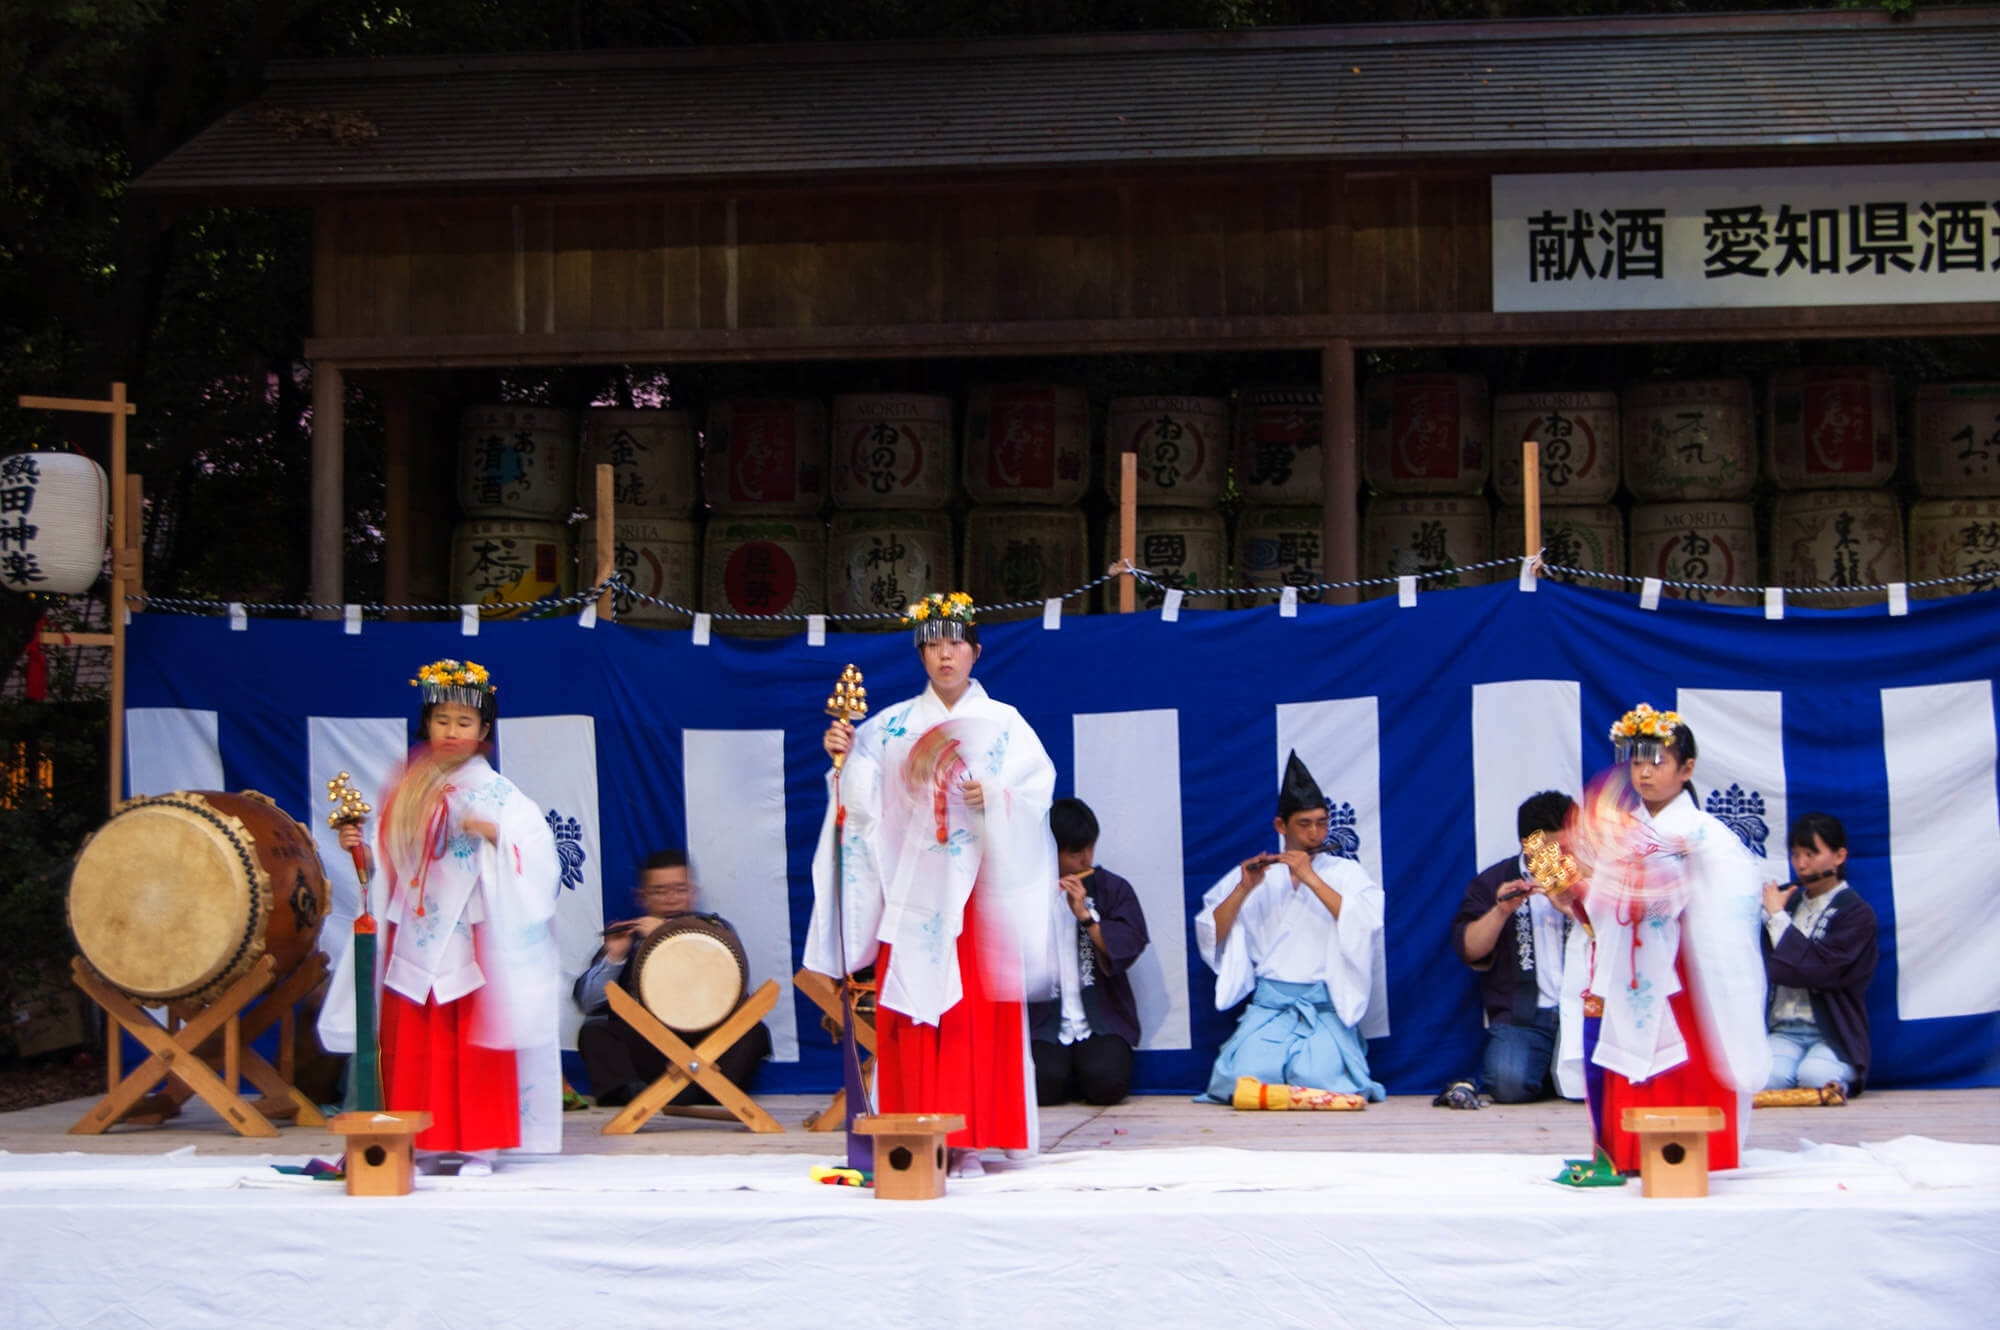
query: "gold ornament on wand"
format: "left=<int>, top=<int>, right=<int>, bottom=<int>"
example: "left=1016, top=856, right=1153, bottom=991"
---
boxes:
left=1523, top=828, right=1591, bottom=939
left=825, top=665, right=868, bottom=770
left=326, top=771, right=372, bottom=829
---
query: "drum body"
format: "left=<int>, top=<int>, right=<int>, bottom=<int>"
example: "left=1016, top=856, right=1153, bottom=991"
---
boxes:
left=631, top=915, right=749, bottom=1034
left=68, top=790, right=330, bottom=1006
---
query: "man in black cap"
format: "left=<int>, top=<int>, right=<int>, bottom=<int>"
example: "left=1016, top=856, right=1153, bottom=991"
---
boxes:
left=1193, top=751, right=1386, bottom=1103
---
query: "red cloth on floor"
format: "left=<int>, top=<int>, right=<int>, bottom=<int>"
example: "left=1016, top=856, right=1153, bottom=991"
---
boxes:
left=1598, top=960, right=1741, bottom=1173
left=874, top=895, right=1029, bottom=1151
left=381, top=985, right=520, bottom=1153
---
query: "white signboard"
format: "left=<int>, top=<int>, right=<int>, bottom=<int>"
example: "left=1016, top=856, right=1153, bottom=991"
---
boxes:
left=1493, top=164, right=2000, bottom=312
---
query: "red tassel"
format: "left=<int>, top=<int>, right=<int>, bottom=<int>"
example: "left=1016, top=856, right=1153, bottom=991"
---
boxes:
left=22, top=614, right=48, bottom=701
left=934, top=782, right=949, bottom=843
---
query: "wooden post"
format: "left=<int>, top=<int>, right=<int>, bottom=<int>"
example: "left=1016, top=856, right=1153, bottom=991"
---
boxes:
left=382, top=375, right=411, bottom=611
left=310, top=362, right=344, bottom=617
left=1521, top=439, right=1542, bottom=577
left=594, top=462, right=615, bottom=619
left=1320, top=340, right=1359, bottom=605
left=1118, top=452, right=1137, bottom=613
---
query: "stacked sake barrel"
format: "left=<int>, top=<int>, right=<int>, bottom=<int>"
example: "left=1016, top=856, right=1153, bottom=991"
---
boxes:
left=1492, top=391, right=1623, bottom=585
left=1102, top=395, right=1229, bottom=612
left=826, top=394, right=958, bottom=621
left=963, top=386, right=1089, bottom=622
left=1358, top=374, right=1492, bottom=599
left=1234, top=386, right=1327, bottom=607
left=453, top=405, right=577, bottom=616
left=1908, top=382, right=2000, bottom=599
left=1764, top=368, right=1904, bottom=609
left=701, top=400, right=827, bottom=633
left=576, top=408, right=699, bottom=624
left=1623, top=380, right=1761, bottom=606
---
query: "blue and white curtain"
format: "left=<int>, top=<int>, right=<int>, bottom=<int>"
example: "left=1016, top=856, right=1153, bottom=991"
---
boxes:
left=123, top=581, right=2000, bottom=1094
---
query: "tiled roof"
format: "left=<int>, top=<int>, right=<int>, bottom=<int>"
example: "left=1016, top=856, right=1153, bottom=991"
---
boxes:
left=135, top=8, right=2000, bottom=198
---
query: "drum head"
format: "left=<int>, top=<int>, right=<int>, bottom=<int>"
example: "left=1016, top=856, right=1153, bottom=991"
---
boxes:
left=634, top=919, right=747, bottom=1033
left=69, top=796, right=265, bottom=1002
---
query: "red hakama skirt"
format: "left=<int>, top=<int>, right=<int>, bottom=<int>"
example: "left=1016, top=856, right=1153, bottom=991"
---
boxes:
left=381, top=984, right=520, bottom=1154
left=1596, top=959, right=1741, bottom=1173
left=874, top=895, right=1030, bottom=1151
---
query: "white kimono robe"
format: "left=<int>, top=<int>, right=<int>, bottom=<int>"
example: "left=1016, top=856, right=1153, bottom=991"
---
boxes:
left=1195, top=854, right=1384, bottom=1028
left=319, top=755, right=565, bottom=1154
left=805, top=679, right=1057, bottom=1027
left=1556, top=793, right=1772, bottom=1105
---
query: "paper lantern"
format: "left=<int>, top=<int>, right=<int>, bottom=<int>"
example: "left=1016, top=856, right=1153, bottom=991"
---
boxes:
left=0, top=452, right=108, bottom=595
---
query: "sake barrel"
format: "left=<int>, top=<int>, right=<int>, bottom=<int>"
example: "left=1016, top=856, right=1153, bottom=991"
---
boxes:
left=577, top=408, right=697, bottom=518
left=830, top=394, right=957, bottom=510
left=963, top=506, right=1087, bottom=622
left=1913, top=382, right=2000, bottom=497
left=1908, top=498, right=2000, bottom=599
left=1362, top=374, right=1490, bottom=495
left=1628, top=503, right=1760, bottom=607
left=1360, top=496, right=1493, bottom=600
left=458, top=406, right=576, bottom=519
left=1495, top=504, right=1625, bottom=586
left=1767, top=367, right=1897, bottom=490
left=576, top=516, right=699, bottom=625
left=1099, top=508, right=1227, bottom=612
left=1491, top=391, right=1621, bottom=504
left=701, top=516, right=826, bottom=635
left=1770, top=490, right=1905, bottom=610
left=1233, top=386, right=1323, bottom=505
left=1622, top=379, right=1756, bottom=500
left=450, top=519, right=573, bottom=616
left=1235, top=506, right=1328, bottom=609
left=827, top=510, right=955, bottom=617
left=1103, top=395, right=1229, bottom=508
left=702, top=399, right=828, bottom=514
left=963, top=386, right=1090, bottom=506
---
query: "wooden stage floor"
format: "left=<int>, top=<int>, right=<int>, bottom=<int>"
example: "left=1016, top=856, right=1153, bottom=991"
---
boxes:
left=3, top=1087, right=1993, bottom=1158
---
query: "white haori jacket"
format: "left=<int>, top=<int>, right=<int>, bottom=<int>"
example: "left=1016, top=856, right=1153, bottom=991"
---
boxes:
left=1195, top=854, right=1383, bottom=1028
left=805, top=679, right=1057, bottom=1029
left=318, top=755, right=565, bottom=1153
left=1557, top=794, right=1772, bottom=1095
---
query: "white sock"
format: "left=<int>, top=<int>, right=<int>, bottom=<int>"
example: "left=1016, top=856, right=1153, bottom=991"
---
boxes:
left=458, top=1152, right=495, bottom=1178
left=414, top=1152, right=445, bottom=1176
left=947, top=1149, right=984, bottom=1179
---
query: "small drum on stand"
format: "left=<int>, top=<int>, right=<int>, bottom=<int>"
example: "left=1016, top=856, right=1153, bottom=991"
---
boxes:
left=68, top=789, right=330, bottom=1005
left=630, top=914, right=749, bottom=1034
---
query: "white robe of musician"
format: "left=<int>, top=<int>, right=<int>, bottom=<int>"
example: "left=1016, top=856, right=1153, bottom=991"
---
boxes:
left=1194, top=855, right=1383, bottom=1027
left=804, top=679, right=1057, bottom=1029
left=319, top=755, right=565, bottom=1154
left=1556, top=793, right=1772, bottom=1116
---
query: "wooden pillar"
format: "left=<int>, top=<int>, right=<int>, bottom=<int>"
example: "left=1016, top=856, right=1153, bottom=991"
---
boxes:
left=1118, top=452, right=1137, bottom=613
left=310, top=362, right=345, bottom=615
left=1320, top=340, right=1359, bottom=606
left=107, top=382, right=130, bottom=809
left=381, top=374, right=411, bottom=609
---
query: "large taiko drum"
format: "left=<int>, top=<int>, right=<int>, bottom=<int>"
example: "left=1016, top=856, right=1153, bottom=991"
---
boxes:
left=631, top=915, right=749, bottom=1034
left=67, top=790, right=330, bottom=1007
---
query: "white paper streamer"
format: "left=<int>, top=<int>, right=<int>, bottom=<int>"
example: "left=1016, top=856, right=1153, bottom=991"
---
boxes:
left=460, top=604, right=480, bottom=636
left=1043, top=598, right=1062, bottom=631
left=343, top=603, right=362, bottom=636
left=692, top=613, right=712, bottom=646
left=1640, top=577, right=1664, bottom=611
left=1887, top=583, right=1909, bottom=617
left=1279, top=587, right=1298, bottom=618
left=1764, top=587, right=1785, bottom=621
left=1161, top=588, right=1184, bottom=623
left=228, top=602, right=247, bottom=632
left=807, top=614, right=827, bottom=645
left=1397, top=576, right=1417, bottom=608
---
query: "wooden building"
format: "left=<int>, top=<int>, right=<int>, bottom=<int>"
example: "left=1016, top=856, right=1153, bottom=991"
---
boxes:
left=135, top=7, right=2000, bottom=610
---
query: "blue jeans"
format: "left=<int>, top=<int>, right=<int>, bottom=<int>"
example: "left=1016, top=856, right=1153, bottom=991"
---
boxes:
left=1765, top=1021, right=1853, bottom=1091
left=1480, top=1008, right=1559, bottom=1103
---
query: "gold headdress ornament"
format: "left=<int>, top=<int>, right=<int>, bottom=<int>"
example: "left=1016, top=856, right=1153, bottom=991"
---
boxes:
left=410, top=658, right=497, bottom=710
left=905, top=591, right=977, bottom=644
left=1608, top=701, right=1683, bottom=764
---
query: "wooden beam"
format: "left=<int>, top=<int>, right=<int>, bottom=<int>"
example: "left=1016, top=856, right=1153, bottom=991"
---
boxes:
left=1321, top=340, right=1359, bottom=606
left=310, top=362, right=344, bottom=614
left=594, top=463, right=615, bottom=619
left=1118, top=452, right=1136, bottom=614
left=16, top=394, right=137, bottom=416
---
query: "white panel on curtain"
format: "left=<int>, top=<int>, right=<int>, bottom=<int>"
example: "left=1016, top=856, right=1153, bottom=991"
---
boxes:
left=1471, top=680, right=1582, bottom=871
left=501, top=714, right=606, bottom=1051
left=1676, top=688, right=1788, bottom=863
left=305, top=716, right=408, bottom=936
left=123, top=707, right=222, bottom=796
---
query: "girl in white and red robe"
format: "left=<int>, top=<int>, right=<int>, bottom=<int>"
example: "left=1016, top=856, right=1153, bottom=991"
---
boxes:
left=321, top=660, right=563, bottom=1173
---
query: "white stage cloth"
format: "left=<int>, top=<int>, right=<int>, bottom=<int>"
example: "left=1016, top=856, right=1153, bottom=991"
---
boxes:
left=4, top=1139, right=1996, bottom=1328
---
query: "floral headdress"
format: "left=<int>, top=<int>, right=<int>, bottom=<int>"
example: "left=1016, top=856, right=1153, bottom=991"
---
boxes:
left=906, top=591, right=977, bottom=644
left=1609, top=701, right=1682, bottom=764
left=411, top=658, right=497, bottom=710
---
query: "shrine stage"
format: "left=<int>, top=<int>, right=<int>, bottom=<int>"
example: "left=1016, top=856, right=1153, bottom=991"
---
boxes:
left=3, top=1091, right=1995, bottom=1329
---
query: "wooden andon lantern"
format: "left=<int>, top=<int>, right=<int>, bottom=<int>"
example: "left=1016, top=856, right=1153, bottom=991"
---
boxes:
left=854, top=1113, right=965, bottom=1201
left=331, top=1110, right=434, bottom=1197
left=1620, top=1106, right=1725, bottom=1198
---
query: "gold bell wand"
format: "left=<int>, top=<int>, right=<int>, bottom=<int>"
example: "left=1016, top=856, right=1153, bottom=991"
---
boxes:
left=327, top=772, right=382, bottom=1112
left=824, top=665, right=872, bottom=1167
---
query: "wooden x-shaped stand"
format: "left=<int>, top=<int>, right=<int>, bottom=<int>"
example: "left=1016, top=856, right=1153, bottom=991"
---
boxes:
left=794, top=967, right=876, bottom=1133
left=600, top=978, right=782, bottom=1135
left=70, top=951, right=331, bottom=1137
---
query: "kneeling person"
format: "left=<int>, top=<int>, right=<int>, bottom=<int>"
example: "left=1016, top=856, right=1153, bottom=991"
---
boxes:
left=1029, top=797, right=1152, bottom=1106
left=573, top=850, right=772, bottom=1108
left=1196, top=752, right=1385, bottom=1104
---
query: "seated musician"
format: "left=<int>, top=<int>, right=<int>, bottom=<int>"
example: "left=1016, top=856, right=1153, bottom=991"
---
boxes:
left=1195, top=752, right=1386, bottom=1104
left=572, top=849, right=772, bottom=1108
left=1761, top=812, right=1878, bottom=1097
